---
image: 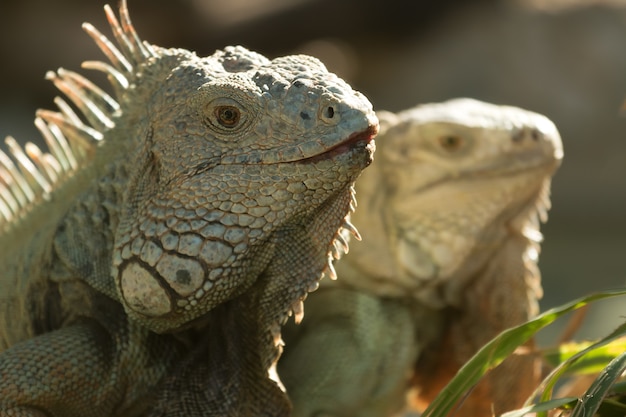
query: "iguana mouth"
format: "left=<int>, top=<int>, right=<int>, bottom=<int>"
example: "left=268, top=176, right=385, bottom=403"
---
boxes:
left=302, top=124, right=378, bottom=164
left=215, top=123, right=378, bottom=166
left=412, top=155, right=559, bottom=196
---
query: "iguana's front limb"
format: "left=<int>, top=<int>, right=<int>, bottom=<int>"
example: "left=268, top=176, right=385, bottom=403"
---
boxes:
left=279, top=287, right=421, bottom=417
left=0, top=322, right=182, bottom=417
left=0, top=323, right=125, bottom=417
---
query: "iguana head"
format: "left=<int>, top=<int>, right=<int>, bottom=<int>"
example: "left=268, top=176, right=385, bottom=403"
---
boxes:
left=340, top=98, right=562, bottom=306
left=89, top=7, right=379, bottom=331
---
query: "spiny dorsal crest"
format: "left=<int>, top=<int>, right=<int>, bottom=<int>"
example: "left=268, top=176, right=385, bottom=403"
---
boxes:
left=0, top=0, right=153, bottom=233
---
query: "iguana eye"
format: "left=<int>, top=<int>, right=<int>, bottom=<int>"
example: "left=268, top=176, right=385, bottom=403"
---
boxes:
left=438, top=135, right=464, bottom=152
left=193, top=84, right=260, bottom=140
left=202, top=97, right=248, bottom=134
left=215, top=106, right=241, bottom=128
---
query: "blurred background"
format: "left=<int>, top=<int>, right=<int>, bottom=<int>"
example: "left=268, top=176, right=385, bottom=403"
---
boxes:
left=0, top=0, right=625, bottom=344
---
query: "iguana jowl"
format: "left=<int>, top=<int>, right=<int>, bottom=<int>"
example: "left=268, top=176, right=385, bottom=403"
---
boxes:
left=278, top=98, right=563, bottom=416
left=0, top=1, right=378, bottom=416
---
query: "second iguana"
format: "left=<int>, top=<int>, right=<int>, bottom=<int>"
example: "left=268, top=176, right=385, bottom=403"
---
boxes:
left=279, top=98, right=563, bottom=416
left=0, top=1, right=378, bottom=416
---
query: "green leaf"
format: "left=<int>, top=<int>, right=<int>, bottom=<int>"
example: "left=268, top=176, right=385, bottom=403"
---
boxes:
left=420, top=289, right=626, bottom=417
left=570, top=351, right=626, bottom=417
left=534, top=321, right=626, bottom=417
left=500, top=397, right=578, bottom=417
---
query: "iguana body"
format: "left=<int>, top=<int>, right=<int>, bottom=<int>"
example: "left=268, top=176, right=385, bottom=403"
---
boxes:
left=0, top=2, right=378, bottom=416
left=279, top=98, right=563, bottom=416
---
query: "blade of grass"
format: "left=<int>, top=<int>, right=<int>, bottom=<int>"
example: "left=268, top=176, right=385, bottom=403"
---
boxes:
left=533, top=321, right=626, bottom=417
left=570, top=351, right=626, bottom=417
left=421, top=289, right=626, bottom=417
left=500, top=397, right=578, bottom=417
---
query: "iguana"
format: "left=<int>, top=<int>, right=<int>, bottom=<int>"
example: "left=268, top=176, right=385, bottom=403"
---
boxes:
left=278, top=98, right=563, bottom=416
left=0, top=1, right=378, bottom=416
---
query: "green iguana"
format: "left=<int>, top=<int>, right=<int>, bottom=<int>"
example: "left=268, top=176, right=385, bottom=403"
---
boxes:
left=0, top=1, right=378, bottom=415
left=278, top=98, right=563, bottom=416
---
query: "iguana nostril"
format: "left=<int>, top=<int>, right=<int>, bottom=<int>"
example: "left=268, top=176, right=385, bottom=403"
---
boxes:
left=512, top=127, right=544, bottom=143
left=531, top=128, right=542, bottom=141
left=320, top=104, right=340, bottom=124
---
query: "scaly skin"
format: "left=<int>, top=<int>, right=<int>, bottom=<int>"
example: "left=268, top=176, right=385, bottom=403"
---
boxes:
left=0, top=2, right=377, bottom=416
left=279, top=98, right=563, bottom=416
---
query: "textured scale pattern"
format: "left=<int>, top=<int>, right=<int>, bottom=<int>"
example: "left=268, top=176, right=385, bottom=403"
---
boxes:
left=279, top=98, right=563, bottom=417
left=0, top=1, right=378, bottom=416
